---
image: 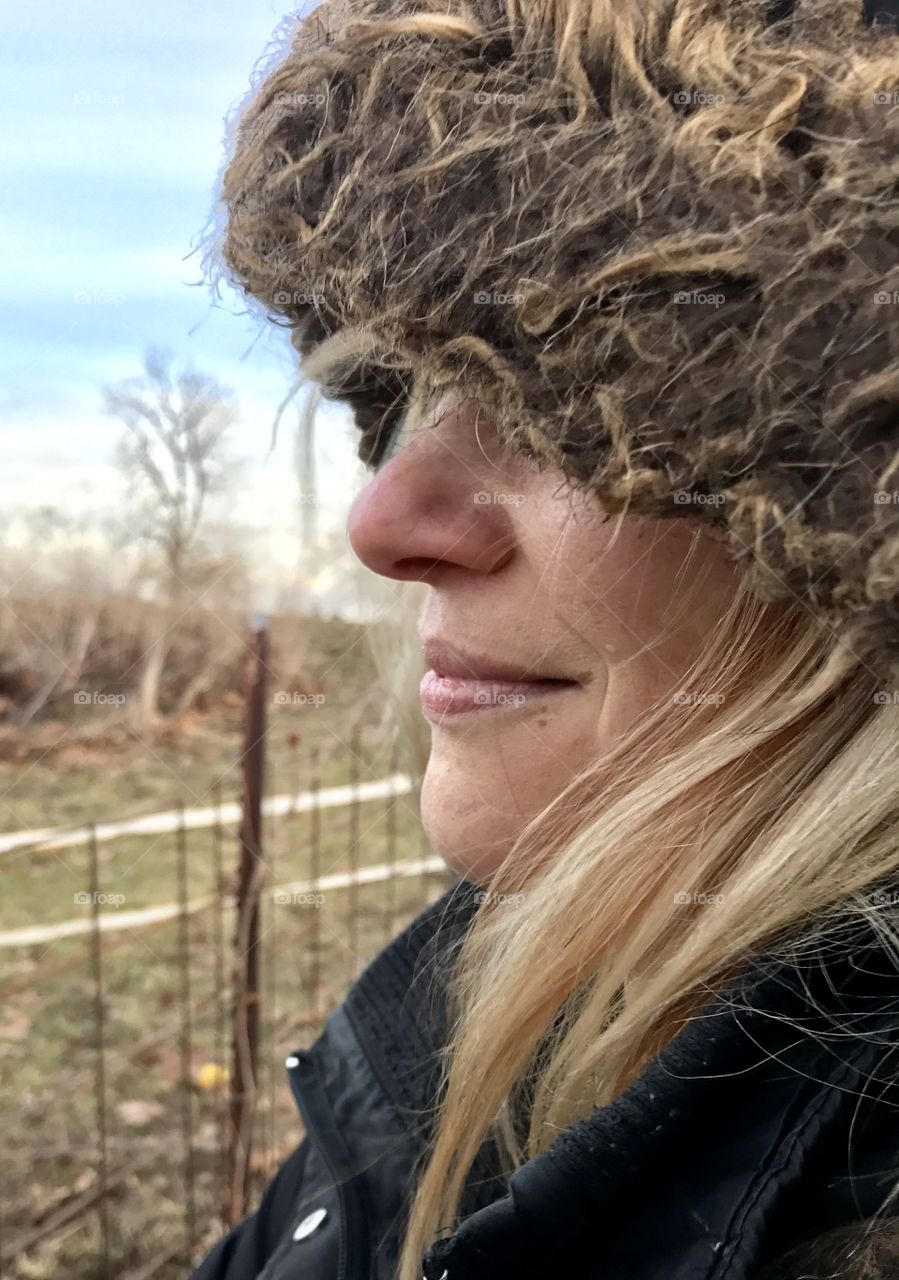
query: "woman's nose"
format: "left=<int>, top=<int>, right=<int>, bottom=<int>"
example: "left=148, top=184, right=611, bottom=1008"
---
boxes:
left=346, top=415, right=516, bottom=585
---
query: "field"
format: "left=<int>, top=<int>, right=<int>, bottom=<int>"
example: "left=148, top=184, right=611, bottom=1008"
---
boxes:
left=0, top=618, right=450, bottom=1280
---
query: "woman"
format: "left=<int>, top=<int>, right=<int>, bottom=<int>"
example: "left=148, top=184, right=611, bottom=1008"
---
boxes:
left=194, top=0, right=899, bottom=1275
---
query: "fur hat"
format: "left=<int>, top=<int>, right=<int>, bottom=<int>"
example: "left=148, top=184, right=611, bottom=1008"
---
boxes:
left=758, top=1214, right=899, bottom=1280
left=213, top=0, right=899, bottom=684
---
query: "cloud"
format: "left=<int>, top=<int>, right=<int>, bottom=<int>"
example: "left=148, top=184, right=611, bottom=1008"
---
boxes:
left=0, top=0, right=371, bottom=596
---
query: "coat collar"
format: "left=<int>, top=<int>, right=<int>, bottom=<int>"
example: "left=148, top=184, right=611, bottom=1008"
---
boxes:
left=342, top=880, right=899, bottom=1280
left=341, top=878, right=509, bottom=1213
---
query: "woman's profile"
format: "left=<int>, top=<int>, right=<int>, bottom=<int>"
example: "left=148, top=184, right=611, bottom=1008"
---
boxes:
left=193, top=0, right=899, bottom=1274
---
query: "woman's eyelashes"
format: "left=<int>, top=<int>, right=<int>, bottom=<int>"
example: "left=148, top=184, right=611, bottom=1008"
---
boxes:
left=372, top=426, right=399, bottom=472
left=372, top=408, right=416, bottom=472
left=364, top=419, right=397, bottom=473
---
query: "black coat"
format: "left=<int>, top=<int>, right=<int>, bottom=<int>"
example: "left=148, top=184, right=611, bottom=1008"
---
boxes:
left=190, top=879, right=899, bottom=1280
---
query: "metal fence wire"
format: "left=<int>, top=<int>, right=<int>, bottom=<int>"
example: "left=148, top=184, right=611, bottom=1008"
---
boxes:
left=0, top=625, right=454, bottom=1280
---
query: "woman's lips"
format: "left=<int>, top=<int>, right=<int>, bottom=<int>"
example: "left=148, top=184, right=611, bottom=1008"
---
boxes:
left=419, top=670, right=580, bottom=719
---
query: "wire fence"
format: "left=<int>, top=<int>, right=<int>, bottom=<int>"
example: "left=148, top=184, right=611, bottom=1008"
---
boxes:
left=0, top=626, right=453, bottom=1280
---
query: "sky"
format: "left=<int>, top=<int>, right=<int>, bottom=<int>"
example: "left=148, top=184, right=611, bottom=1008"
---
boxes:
left=1, top=0, right=365, bottom=605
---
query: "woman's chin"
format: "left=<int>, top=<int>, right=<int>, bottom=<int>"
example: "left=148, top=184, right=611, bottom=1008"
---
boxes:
left=420, top=758, right=519, bottom=882
left=420, top=718, right=598, bottom=884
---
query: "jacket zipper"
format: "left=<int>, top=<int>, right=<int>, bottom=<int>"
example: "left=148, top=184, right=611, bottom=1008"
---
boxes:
left=286, top=1050, right=373, bottom=1280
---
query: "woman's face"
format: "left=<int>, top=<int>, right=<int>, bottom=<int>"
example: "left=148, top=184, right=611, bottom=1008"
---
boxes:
left=347, top=386, right=743, bottom=884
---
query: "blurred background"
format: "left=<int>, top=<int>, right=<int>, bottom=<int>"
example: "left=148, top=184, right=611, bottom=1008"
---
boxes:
left=1, top=2, right=448, bottom=1275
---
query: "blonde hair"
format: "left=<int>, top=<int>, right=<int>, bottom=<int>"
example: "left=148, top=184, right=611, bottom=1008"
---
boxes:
left=364, top=562, right=899, bottom=1280
left=203, top=0, right=899, bottom=1264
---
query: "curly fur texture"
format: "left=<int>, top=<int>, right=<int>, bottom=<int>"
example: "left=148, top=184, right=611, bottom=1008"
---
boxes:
left=759, top=1214, right=899, bottom=1280
left=214, top=0, right=899, bottom=680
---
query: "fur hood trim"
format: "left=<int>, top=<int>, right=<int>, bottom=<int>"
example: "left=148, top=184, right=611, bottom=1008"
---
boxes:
left=214, top=0, right=899, bottom=680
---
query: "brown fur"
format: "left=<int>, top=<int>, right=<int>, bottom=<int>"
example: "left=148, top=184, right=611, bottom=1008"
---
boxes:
left=759, top=1214, right=899, bottom=1279
left=213, top=0, right=899, bottom=682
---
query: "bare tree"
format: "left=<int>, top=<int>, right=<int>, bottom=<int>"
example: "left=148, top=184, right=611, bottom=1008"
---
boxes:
left=104, top=346, right=241, bottom=728
left=5, top=508, right=103, bottom=728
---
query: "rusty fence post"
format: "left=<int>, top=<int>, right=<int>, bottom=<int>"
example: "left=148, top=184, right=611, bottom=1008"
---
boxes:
left=386, top=739, right=399, bottom=944
left=211, top=779, right=229, bottom=1232
left=310, top=745, right=322, bottom=1023
left=175, top=803, right=197, bottom=1255
left=226, top=621, right=269, bottom=1224
left=264, top=758, right=277, bottom=1186
left=347, top=721, right=361, bottom=986
left=88, top=824, right=111, bottom=1280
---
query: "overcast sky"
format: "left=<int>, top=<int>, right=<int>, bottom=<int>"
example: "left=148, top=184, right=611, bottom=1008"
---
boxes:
left=2, top=0, right=362, bottom=594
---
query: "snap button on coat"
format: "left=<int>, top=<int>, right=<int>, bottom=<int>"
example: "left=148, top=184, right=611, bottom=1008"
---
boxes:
left=189, top=878, right=899, bottom=1280
left=293, top=1208, right=328, bottom=1240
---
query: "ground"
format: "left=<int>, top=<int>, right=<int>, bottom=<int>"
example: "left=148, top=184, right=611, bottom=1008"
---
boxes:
left=1, top=622, right=448, bottom=1279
